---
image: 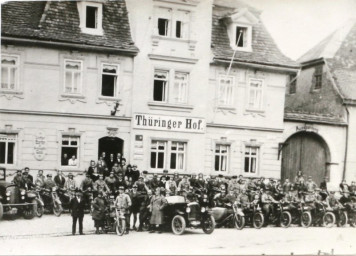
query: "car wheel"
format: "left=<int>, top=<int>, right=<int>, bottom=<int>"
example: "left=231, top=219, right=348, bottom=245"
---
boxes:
left=23, top=199, right=37, bottom=219
left=253, top=212, right=264, bottom=229
left=280, top=211, right=292, bottom=228
left=53, top=201, right=63, bottom=217
left=171, top=215, right=186, bottom=235
left=323, top=212, right=336, bottom=228
left=338, top=211, right=348, bottom=227
left=35, top=199, right=44, bottom=218
left=234, top=214, right=245, bottom=230
left=301, top=211, right=312, bottom=228
left=0, top=202, right=3, bottom=220
left=202, top=215, right=215, bottom=234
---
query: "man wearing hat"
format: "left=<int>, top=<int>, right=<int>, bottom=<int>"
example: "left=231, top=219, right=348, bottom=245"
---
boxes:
left=115, top=173, right=127, bottom=191
left=54, top=169, right=66, bottom=189
left=65, top=173, right=77, bottom=194
left=35, top=170, right=46, bottom=188
left=115, top=186, right=132, bottom=234
left=105, top=172, right=117, bottom=194
left=12, top=170, right=23, bottom=188
left=69, top=189, right=86, bottom=235
left=118, top=158, right=128, bottom=177
left=129, top=184, right=140, bottom=230
left=305, top=176, right=317, bottom=193
left=94, top=174, right=110, bottom=194
left=261, top=188, right=278, bottom=224
left=160, top=169, right=169, bottom=182
left=141, top=170, right=149, bottom=184
left=44, top=173, right=56, bottom=190
left=189, top=173, right=198, bottom=189
left=172, top=172, right=181, bottom=187
left=131, top=165, right=140, bottom=183
left=149, top=174, right=160, bottom=191
left=178, top=175, right=190, bottom=197
left=24, top=167, right=34, bottom=183
left=228, top=175, right=240, bottom=196
left=22, top=171, right=35, bottom=190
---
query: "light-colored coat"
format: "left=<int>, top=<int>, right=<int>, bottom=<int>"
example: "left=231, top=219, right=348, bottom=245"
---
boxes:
left=149, top=195, right=167, bottom=225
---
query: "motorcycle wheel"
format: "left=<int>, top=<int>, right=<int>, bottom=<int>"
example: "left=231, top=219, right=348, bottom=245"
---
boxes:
left=252, top=212, right=264, bottom=229
left=350, top=212, right=356, bottom=227
left=23, top=199, right=37, bottom=219
left=171, top=215, right=186, bottom=235
left=300, top=211, right=312, bottom=228
left=338, top=211, right=348, bottom=227
left=234, top=214, right=245, bottom=230
left=280, top=211, right=292, bottom=228
left=0, top=202, right=3, bottom=220
left=323, top=212, right=336, bottom=228
left=35, top=199, right=44, bottom=218
left=115, top=218, right=126, bottom=236
left=202, top=215, right=215, bottom=234
left=53, top=201, right=63, bottom=217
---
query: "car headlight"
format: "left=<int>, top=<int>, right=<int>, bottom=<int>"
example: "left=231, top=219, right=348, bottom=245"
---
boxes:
left=21, top=196, right=25, bottom=200
left=21, top=190, right=25, bottom=195
left=186, top=207, right=191, bottom=213
left=52, top=187, right=56, bottom=192
left=201, top=207, right=206, bottom=213
left=7, top=197, right=10, bottom=201
left=6, top=191, right=11, bottom=196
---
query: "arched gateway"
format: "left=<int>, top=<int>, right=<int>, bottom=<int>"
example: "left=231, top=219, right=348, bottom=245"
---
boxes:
left=98, top=136, right=124, bottom=158
left=281, top=132, right=330, bottom=186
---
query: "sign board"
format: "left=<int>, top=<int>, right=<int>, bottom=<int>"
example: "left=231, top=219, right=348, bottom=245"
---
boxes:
left=133, top=113, right=205, bottom=133
left=296, top=125, right=318, bottom=133
left=34, top=130, right=46, bottom=161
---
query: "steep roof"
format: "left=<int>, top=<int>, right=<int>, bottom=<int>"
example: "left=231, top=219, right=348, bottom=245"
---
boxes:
left=211, top=0, right=298, bottom=69
left=1, top=0, right=138, bottom=54
left=298, top=19, right=356, bottom=102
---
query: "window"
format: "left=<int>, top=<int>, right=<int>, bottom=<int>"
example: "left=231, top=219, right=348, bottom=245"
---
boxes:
left=248, top=79, right=263, bottom=110
left=155, top=7, right=190, bottom=39
left=244, top=146, right=259, bottom=174
left=289, top=74, right=297, bottom=94
left=170, top=142, right=186, bottom=171
left=158, top=18, right=169, bottom=36
left=64, top=60, right=82, bottom=94
left=236, top=26, right=248, bottom=47
left=314, top=66, right=322, bottom=90
left=86, top=6, right=98, bottom=29
left=150, top=140, right=167, bottom=169
left=172, top=72, right=188, bottom=103
left=218, top=75, right=235, bottom=106
left=0, top=134, right=16, bottom=165
left=61, top=136, right=79, bottom=166
left=153, top=70, right=168, bottom=102
left=214, top=144, right=229, bottom=172
left=101, top=64, right=119, bottom=97
left=1, top=55, right=19, bottom=91
left=150, top=140, right=187, bottom=170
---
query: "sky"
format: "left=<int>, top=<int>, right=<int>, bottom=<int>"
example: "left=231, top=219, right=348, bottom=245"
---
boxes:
left=240, top=0, right=356, bottom=60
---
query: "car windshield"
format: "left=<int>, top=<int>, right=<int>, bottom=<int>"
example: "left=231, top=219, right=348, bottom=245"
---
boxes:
left=166, top=195, right=186, bottom=204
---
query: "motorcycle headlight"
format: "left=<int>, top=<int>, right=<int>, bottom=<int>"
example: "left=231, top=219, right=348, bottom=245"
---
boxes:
left=201, top=207, right=206, bottom=213
left=52, top=187, right=56, bottom=192
left=186, top=207, right=191, bottom=213
left=21, top=190, right=26, bottom=195
left=6, top=191, right=11, bottom=196
left=21, top=196, right=25, bottom=200
left=7, top=197, right=10, bottom=201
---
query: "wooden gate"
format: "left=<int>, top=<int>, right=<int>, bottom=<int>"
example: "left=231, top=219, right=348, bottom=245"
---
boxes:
left=281, top=132, right=329, bottom=185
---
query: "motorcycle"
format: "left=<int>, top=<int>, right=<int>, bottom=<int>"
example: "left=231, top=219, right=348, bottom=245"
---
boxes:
left=263, top=201, right=292, bottom=228
left=313, top=202, right=336, bottom=227
left=211, top=202, right=245, bottom=230
left=40, top=187, right=63, bottom=216
left=31, top=187, right=45, bottom=217
left=290, top=201, right=313, bottom=228
left=57, top=187, right=74, bottom=211
left=102, top=194, right=125, bottom=235
left=240, top=202, right=265, bottom=229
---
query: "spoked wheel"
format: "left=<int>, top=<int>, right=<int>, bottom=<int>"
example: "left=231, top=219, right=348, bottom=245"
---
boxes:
left=53, top=201, right=63, bottom=217
left=301, top=211, right=312, bottom=228
left=338, top=211, right=348, bottom=227
left=350, top=212, right=356, bottom=227
left=234, top=214, right=245, bottom=230
left=280, top=211, right=292, bottom=228
left=115, top=218, right=126, bottom=236
left=35, top=199, right=44, bottom=218
left=252, top=212, right=264, bottom=229
left=202, top=215, right=215, bottom=234
left=323, top=212, right=336, bottom=228
left=171, top=215, right=186, bottom=235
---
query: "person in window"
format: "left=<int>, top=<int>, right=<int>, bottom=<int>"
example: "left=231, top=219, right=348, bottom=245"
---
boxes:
left=118, top=158, right=127, bottom=177
left=68, top=155, right=78, bottom=166
left=107, top=153, right=116, bottom=172
left=35, top=170, right=46, bottom=188
left=54, top=169, right=66, bottom=189
left=92, top=191, right=107, bottom=234
left=24, top=167, right=33, bottom=183
left=149, top=188, right=167, bottom=233
left=62, top=153, right=69, bottom=166
left=115, top=186, right=132, bottom=234
left=12, top=170, right=23, bottom=187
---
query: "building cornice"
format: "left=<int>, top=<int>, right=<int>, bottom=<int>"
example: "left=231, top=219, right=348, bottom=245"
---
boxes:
left=207, top=123, right=283, bottom=133
left=1, top=36, right=139, bottom=56
left=148, top=54, right=198, bottom=64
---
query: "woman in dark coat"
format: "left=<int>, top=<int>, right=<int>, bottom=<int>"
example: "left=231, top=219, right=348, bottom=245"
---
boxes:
left=149, top=188, right=167, bottom=233
left=92, top=191, right=107, bottom=234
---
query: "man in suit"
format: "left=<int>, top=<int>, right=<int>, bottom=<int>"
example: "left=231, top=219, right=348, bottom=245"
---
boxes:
left=107, top=153, right=116, bottom=171
left=69, top=190, right=86, bottom=235
left=54, top=169, right=66, bottom=189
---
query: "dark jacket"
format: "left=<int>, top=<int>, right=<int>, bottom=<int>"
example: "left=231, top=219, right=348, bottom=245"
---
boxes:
left=54, top=175, right=66, bottom=188
left=92, top=197, right=107, bottom=221
left=70, top=197, right=86, bottom=217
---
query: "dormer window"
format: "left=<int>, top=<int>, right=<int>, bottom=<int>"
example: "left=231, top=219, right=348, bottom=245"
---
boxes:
left=78, top=2, right=103, bottom=35
left=236, top=26, right=248, bottom=47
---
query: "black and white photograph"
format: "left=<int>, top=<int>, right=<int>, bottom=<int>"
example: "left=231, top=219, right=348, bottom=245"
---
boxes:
left=1, top=0, right=356, bottom=255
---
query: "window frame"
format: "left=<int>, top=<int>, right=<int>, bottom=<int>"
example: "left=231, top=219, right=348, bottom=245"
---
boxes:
left=79, top=2, right=103, bottom=35
left=244, top=146, right=259, bottom=175
left=172, top=72, right=189, bottom=104
left=63, top=59, right=83, bottom=95
left=218, top=75, right=235, bottom=107
left=100, top=63, right=120, bottom=98
left=232, top=24, right=252, bottom=51
left=61, top=135, right=80, bottom=167
left=0, top=133, right=17, bottom=165
left=247, top=78, right=264, bottom=111
left=170, top=141, right=186, bottom=171
left=289, top=74, right=297, bottom=94
left=314, top=66, right=323, bottom=90
left=214, top=143, right=230, bottom=172
left=1, top=54, right=20, bottom=92
left=153, top=69, right=169, bottom=103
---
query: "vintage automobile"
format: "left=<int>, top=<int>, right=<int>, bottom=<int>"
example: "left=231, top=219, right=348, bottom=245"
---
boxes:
left=163, top=195, right=215, bottom=235
left=0, top=167, right=37, bottom=220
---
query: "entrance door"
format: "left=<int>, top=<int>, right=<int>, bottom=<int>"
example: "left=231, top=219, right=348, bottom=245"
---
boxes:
left=281, top=132, right=329, bottom=185
left=98, top=137, right=124, bottom=159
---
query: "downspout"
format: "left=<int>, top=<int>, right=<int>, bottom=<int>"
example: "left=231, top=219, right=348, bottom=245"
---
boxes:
left=342, top=106, right=350, bottom=181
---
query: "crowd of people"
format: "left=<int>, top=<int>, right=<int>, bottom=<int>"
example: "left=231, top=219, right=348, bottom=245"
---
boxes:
left=9, top=152, right=356, bottom=235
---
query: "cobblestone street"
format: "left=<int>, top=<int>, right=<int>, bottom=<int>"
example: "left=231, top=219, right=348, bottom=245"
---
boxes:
left=1, top=214, right=356, bottom=255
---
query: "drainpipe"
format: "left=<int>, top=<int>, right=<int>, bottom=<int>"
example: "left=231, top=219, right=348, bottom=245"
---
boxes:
left=342, top=106, right=350, bottom=181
